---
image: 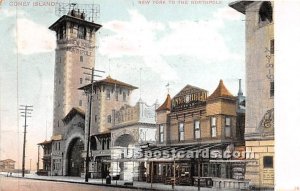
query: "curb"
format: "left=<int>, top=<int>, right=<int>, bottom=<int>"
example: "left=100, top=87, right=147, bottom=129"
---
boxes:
left=1, top=175, right=156, bottom=190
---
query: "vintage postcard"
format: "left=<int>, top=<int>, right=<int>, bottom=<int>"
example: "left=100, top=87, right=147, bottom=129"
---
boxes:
left=0, top=0, right=295, bottom=190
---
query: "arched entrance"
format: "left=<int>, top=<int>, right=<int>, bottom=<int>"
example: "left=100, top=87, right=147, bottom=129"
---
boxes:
left=67, top=138, right=84, bottom=176
left=114, top=134, right=135, bottom=147
left=113, top=134, right=136, bottom=180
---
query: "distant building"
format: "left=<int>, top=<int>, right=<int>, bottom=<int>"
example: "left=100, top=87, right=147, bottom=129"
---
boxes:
left=230, top=1, right=274, bottom=189
left=0, top=159, right=16, bottom=171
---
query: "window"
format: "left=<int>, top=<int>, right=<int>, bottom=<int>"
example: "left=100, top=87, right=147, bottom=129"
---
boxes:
left=179, top=122, right=184, bottom=141
left=194, top=120, right=200, bottom=139
left=211, top=117, right=217, bottom=137
left=259, top=1, right=273, bottom=23
left=78, top=26, right=86, bottom=39
left=225, top=117, right=231, bottom=138
left=107, top=115, right=111, bottom=123
left=106, top=89, right=110, bottom=100
left=58, top=142, right=60, bottom=150
left=123, top=92, right=126, bottom=101
left=115, top=90, right=118, bottom=101
left=95, top=115, right=98, bottom=123
left=263, top=156, right=273, bottom=168
left=159, top=125, right=164, bottom=143
left=58, top=120, right=60, bottom=127
left=80, top=56, right=83, bottom=62
left=70, top=24, right=74, bottom=33
left=79, top=100, right=82, bottom=106
left=270, top=81, right=274, bottom=97
left=270, top=39, right=274, bottom=54
left=80, top=78, right=83, bottom=84
left=107, top=139, right=110, bottom=149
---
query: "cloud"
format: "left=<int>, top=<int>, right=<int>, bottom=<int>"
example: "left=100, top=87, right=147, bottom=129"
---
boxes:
left=14, top=18, right=56, bottom=55
left=99, top=9, right=242, bottom=81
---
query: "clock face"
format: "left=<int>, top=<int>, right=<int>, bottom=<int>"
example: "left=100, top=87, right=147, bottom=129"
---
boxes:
left=259, top=108, right=274, bottom=130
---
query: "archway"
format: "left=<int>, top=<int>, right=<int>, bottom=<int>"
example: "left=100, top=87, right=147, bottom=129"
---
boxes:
left=114, top=134, right=135, bottom=147
left=113, top=134, right=136, bottom=180
left=67, top=138, right=84, bottom=176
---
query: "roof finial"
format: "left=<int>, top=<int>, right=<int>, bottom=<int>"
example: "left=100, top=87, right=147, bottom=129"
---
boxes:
left=238, top=79, right=243, bottom=96
left=166, top=82, right=170, bottom=95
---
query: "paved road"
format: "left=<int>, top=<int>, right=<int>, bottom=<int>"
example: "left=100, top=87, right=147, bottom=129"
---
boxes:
left=0, top=176, right=135, bottom=191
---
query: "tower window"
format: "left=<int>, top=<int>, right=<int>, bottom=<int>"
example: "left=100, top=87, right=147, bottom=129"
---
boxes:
left=270, top=81, right=274, bottom=97
left=194, top=120, right=200, bottom=139
left=123, top=92, right=126, bottom=101
left=106, top=89, right=110, bottom=100
left=159, top=125, right=164, bottom=143
left=211, top=117, right=217, bottom=138
left=259, top=1, right=273, bottom=24
left=78, top=26, right=86, bottom=39
left=179, top=122, right=184, bottom=141
left=79, top=100, right=82, bottom=106
left=115, top=91, right=118, bottom=101
left=80, top=78, right=83, bottom=84
left=95, top=115, right=98, bottom=123
left=270, top=39, right=274, bottom=54
left=80, top=56, right=83, bottom=62
left=225, top=117, right=231, bottom=138
left=107, top=115, right=111, bottom=123
left=263, top=156, right=273, bottom=168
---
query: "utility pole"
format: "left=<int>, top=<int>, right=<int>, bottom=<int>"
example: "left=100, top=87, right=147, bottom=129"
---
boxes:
left=37, top=145, right=40, bottom=171
left=20, top=105, right=33, bottom=177
left=82, top=67, right=104, bottom=182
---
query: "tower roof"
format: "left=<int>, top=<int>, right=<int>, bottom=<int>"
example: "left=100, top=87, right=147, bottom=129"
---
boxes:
left=229, top=1, right=254, bottom=14
left=79, top=76, right=138, bottom=91
left=156, top=94, right=171, bottom=112
left=49, top=14, right=102, bottom=31
left=208, top=80, right=235, bottom=100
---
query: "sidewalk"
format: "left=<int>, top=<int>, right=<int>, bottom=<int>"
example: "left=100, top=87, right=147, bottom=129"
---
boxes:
left=0, top=172, right=241, bottom=191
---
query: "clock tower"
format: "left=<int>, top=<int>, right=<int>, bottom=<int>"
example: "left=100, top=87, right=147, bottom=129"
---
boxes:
left=49, top=9, right=102, bottom=137
left=230, top=1, right=274, bottom=189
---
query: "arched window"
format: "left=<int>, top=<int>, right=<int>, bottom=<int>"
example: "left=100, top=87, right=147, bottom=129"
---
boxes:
left=78, top=26, right=86, bottom=39
left=259, top=1, right=273, bottom=24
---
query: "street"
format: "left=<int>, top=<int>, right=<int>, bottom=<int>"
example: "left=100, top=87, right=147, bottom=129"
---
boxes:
left=0, top=176, right=134, bottom=191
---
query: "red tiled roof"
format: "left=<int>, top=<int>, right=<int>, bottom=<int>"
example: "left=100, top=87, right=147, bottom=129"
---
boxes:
left=156, top=94, right=171, bottom=112
left=38, top=140, right=52, bottom=145
left=79, top=76, right=138, bottom=90
left=208, top=80, right=235, bottom=100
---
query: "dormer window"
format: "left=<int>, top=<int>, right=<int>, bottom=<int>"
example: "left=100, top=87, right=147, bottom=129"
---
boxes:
left=259, top=1, right=273, bottom=25
left=78, top=26, right=86, bottom=39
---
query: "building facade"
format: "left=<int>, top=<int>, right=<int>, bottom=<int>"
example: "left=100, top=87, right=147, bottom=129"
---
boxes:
left=110, top=100, right=158, bottom=181
left=143, top=80, right=247, bottom=189
left=230, top=1, right=274, bottom=189
left=78, top=76, right=138, bottom=178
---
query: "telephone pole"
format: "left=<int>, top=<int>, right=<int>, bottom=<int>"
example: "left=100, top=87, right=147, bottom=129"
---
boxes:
left=20, top=105, right=33, bottom=177
left=82, top=67, right=104, bottom=182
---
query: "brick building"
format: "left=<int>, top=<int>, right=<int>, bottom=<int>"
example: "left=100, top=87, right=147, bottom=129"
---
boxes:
left=143, top=80, right=247, bottom=189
